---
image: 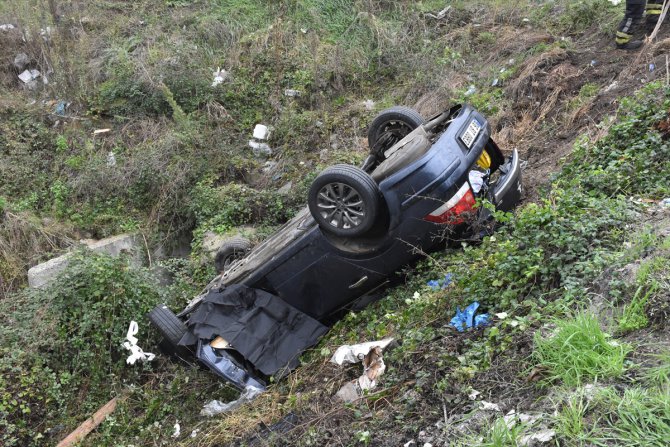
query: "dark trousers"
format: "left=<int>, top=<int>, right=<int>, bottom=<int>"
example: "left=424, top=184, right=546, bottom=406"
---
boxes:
left=617, top=0, right=664, bottom=45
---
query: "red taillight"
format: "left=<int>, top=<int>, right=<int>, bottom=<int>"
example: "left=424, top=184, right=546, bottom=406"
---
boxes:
left=424, top=183, right=476, bottom=224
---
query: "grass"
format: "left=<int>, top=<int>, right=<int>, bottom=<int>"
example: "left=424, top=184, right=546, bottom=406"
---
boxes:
left=594, top=386, right=670, bottom=447
left=533, top=313, right=630, bottom=387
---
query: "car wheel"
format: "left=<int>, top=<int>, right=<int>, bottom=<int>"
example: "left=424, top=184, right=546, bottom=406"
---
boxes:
left=367, top=106, right=426, bottom=154
left=308, top=164, right=380, bottom=237
left=214, top=236, right=252, bottom=273
left=147, top=304, right=188, bottom=353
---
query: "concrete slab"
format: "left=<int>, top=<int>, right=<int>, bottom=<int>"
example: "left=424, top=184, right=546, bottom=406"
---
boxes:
left=27, top=233, right=141, bottom=288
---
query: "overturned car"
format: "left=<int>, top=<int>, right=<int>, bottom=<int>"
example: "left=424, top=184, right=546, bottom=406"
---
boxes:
left=148, top=104, right=522, bottom=390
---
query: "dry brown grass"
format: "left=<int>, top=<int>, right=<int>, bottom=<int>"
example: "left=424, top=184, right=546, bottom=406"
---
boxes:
left=0, top=210, right=75, bottom=297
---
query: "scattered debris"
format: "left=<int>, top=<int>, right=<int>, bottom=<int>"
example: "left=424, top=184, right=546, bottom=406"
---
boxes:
left=363, top=99, right=376, bottom=110
left=468, top=389, right=481, bottom=400
left=201, top=385, right=264, bottom=416
left=332, top=338, right=394, bottom=402
left=450, top=301, right=489, bottom=332
left=330, top=338, right=394, bottom=365
left=211, top=67, right=229, bottom=87
left=18, top=69, right=41, bottom=84
left=0, top=24, right=15, bottom=31
left=56, top=395, right=127, bottom=447
left=249, top=140, right=273, bottom=158
left=479, top=401, right=502, bottom=412
left=172, top=422, right=180, bottom=438
left=491, top=78, right=500, bottom=87
left=284, top=89, right=301, bottom=97
left=93, top=128, right=111, bottom=135
left=122, top=321, right=156, bottom=365
left=13, top=52, right=30, bottom=71
left=495, top=312, right=509, bottom=319
left=649, top=63, right=656, bottom=72
left=54, top=101, right=69, bottom=116
left=427, top=273, right=453, bottom=290
left=590, top=60, right=597, bottom=67
left=253, top=124, right=270, bottom=140
left=190, top=429, right=199, bottom=438
left=465, top=85, right=477, bottom=96
left=425, top=6, right=451, bottom=20
left=106, top=151, right=117, bottom=167
left=608, top=0, right=623, bottom=5
left=660, top=198, right=670, bottom=207
left=519, top=429, right=556, bottom=445
left=469, top=170, right=485, bottom=193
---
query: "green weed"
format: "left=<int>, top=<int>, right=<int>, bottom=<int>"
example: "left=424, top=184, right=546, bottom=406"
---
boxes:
left=533, top=314, right=629, bottom=386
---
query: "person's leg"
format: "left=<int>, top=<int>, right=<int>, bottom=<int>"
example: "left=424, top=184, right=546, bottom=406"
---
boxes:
left=645, top=0, right=664, bottom=31
left=616, top=0, right=646, bottom=49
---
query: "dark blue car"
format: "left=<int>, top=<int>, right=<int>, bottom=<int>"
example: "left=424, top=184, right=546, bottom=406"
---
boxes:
left=148, top=104, right=522, bottom=390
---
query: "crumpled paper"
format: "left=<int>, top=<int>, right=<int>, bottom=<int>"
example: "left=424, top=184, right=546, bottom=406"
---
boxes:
left=122, top=321, right=155, bottom=365
left=332, top=338, right=394, bottom=402
left=330, top=338, right=394, bottom=365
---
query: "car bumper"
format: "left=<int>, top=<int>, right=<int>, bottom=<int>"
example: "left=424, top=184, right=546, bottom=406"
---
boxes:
left=492, top=148, right=522, bottom=212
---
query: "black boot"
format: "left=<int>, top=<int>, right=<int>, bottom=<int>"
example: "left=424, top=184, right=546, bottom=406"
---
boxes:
left=645, top=0, right=664, bottom=32
left=616, top=1, right=645, bottom=50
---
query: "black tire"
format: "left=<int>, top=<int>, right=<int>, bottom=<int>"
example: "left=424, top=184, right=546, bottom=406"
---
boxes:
left=367, top=106, right=425, bottom=154
left=147, top=304, right=188, bottom=348
left=214, top=236, right=251, bottom=273
left=308, top=164, right=380, bottom=237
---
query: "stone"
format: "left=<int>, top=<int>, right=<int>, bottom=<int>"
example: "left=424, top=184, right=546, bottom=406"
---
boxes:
left=27, top=233, right=141, bottom=288
left=13, top=53, right=30, bottom=71
left=277, top=181, right=292, bottom=195
left=334, top=381, right=360, bottom=403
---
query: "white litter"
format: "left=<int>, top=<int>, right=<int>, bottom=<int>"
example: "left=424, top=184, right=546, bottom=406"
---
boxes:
left=468, top=389, right=481, bottom=400
left=284, top=89, right=301, bottom=97
left=106, top=151, right=116, bottom=167
left=0, top=24, right=15, bottom=31
left=468, top=171, right=485, bottom=194
left=201, top=385, right=264, bottom=416
left=122, top=321, right=156, bottom=365
left=608, top=0, right=622, bottom=5
left=18, top=69, right=41, bottom=83
left=93, top=128, right=111, bottom=135
left=211, top=67, right=228, bottom=87
left=519, top=429, right=556, bottom=445
left=479, top=401, right=502, bottom=412
left=172, top=422, right=180, bottom=438
left=363, top=99, right=376, bottom=110
left=253, top=124, right=270, bottom=140
left=495, top=312, right=508, bottom=319
left=330, top=338, right=394, bottom=365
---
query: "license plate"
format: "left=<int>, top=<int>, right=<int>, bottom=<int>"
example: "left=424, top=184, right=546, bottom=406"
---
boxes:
left=460, top=119, right=482, bottom=149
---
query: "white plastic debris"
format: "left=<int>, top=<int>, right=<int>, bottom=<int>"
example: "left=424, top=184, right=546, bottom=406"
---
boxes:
left=122, top=321, right=156, bottom=365
left=0, top=24, right=15, bottom=31
left=253, top=124, right=270, bottom=140
left=660, top=198, right=670, bottom=207
left=106, top=151, right=116, bottom=167
left=330, top=338, right=394, bottom=365
left=211, top=67, right=228, bottom=87
left=469, top=171, right=485, bottom=194
left=479, top=401, right=502, bottom=412
left=200, top=385, right=264, bottom=416
left=363, top=99, right=376, bottom=110
left=608, top=0, right=622, bottom=5
left=18, top=69, right=41, bottom=83
left=519, top=429, right=556, bottom=445
left=93, top=128, right=111, bottom=135
left=468, top=389, right=481, bottom=400
left=190, top=429, right=199, bottom=438
left=465, top=85, right=476, bottom=96
left=495, top=312, right=509, bottom=319
left=172, top=422, right=181, bottom=438
left=332, top=338, right=394, bottom=402
left=425, top=6, right=451, bottom=20
left=284, top=89, right=301, bottom=97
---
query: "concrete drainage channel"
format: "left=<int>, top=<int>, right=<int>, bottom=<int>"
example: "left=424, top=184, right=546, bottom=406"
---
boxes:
left=27, top=233, right=143, bottom=289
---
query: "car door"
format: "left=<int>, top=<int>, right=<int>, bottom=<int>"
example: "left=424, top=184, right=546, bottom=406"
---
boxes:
left=268, top=253, right=387, bottom=320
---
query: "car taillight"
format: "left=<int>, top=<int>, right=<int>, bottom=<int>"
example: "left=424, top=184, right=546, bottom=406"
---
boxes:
left=424, top=183, right=476, bottom=224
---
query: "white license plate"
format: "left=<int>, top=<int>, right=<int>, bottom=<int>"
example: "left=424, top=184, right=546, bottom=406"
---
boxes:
left=460, top=119, right=482, bottom=149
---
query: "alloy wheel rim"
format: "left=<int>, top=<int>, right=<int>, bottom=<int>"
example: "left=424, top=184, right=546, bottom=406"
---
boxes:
left=316, top=182, right=365, bottom=229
